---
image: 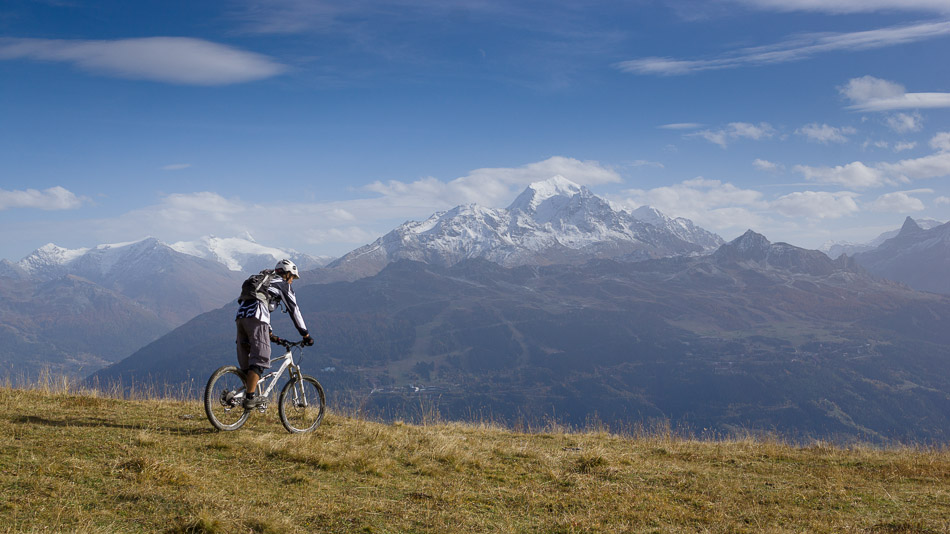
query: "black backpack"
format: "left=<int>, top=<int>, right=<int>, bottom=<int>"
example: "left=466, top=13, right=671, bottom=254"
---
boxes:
left=239, top=269, right=276, bottom=304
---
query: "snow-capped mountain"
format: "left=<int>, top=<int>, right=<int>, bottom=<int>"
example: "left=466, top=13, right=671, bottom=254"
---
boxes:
left=327, top=176, right=723, bottom=276
left=17, top=234, right=330, bottom=278
left=821, top=218, right=944, bottom=258
left=169, top=234, right=331, bottom=273
left=16, top=237, right=246, bottom=325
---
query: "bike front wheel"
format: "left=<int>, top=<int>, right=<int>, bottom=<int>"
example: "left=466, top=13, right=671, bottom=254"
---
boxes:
left=204, top=366, right=250, bottom=431
left=278, top=375, right=326, bottom=434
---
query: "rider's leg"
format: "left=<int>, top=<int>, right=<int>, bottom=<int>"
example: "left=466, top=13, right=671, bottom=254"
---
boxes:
left=246, top=369, right=260, bottom=394
left=236, top=317, right=272, bottom=395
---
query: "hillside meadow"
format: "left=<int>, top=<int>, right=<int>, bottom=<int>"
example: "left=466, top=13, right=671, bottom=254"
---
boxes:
left=1, top=381, right=949, bottom=533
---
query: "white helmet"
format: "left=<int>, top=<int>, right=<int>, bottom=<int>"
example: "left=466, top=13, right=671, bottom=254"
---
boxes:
left=275, top=259, right=300, bottom=279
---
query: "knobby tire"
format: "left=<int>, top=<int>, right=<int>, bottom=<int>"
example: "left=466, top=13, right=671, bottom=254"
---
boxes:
left=204, top=366, right=250, bottom=431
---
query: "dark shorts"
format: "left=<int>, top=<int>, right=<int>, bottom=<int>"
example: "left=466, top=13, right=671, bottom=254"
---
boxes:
left=236, top=317, right=271, bottom=373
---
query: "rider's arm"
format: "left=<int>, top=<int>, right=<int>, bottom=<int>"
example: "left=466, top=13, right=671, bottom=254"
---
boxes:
left=273, top=281, right=309, bottom=338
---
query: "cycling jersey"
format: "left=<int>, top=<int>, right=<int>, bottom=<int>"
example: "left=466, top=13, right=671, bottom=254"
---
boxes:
left=235, top=278, right=309, bottom=337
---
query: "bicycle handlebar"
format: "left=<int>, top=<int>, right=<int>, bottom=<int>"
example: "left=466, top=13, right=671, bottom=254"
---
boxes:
left=272, top=338, right=306, bottom=349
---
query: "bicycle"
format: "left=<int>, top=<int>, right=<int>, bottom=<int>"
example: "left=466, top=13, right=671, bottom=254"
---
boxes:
left=204, top=339, right=326, bottom=433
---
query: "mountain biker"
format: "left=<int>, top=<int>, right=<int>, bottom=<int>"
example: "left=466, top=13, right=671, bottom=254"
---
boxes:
left=235, top=259, right=313, bottom=409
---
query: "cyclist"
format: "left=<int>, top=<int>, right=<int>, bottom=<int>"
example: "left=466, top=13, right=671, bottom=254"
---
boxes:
left=235, top=259, right=313, bottom=409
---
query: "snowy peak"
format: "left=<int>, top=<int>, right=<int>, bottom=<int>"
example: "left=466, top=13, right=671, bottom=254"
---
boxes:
left=18, top=235, right=330, bottom=279
left=168, top=235, right=319, bottom=272
left=330, top=178, right=723, bottom=275
left=630, top=206, right=667, bottom=225
left=507, top=176, right=584, bottom=213
left=18, top=243, right=90, bottom=276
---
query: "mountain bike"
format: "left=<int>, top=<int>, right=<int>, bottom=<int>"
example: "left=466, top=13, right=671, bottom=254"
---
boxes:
left=204, top=339, right=326, bottom=433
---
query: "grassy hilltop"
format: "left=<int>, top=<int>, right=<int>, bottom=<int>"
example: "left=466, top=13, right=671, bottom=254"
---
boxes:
left=1, top=385, right=949, bottom=534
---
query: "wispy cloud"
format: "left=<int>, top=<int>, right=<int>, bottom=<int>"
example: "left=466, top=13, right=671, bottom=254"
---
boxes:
left=365, top=156, right=621, bottom=209
left=794, top=162, right=886, bottom=189
left=659, top=123, right=703, bottom=130
left=795, top=138, right=950, bottom=189
left=731, top=0, right=950, bottom=14
left=753, top=159, right=782, bottom=172
left=615, top=20, right=950, bottom=76
left=689, top=122, right=776, bottom=148
left=0, top=186, right=86, bottom=211
left=162, top=163, right=192, bottom=171
left=618, top=177, right=770, bottom=232
left=894, top=142, right=917, bottom=152
left=885, top=112, right=923, bottom=133
left=931, top=132, right=950, bottom=152
left=840, top=76, right=950, bottom=111
left=796, top=123, right=856, bottom=144
left=771, top=191, right=860, bottom=219
left=0, top=37, right=287, bottom=85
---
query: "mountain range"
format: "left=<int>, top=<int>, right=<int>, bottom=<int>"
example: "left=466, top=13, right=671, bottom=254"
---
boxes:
left=0, top=178, right=721, bottom=379
left=851, top=217, right=950, bottom=296
left=4, top=176, right=950, bottom=443
left=323, top=176, right=723, bottom=279
left=90, top=230, right=950, bottom=443
left=822, top=218, right=944, bottom=258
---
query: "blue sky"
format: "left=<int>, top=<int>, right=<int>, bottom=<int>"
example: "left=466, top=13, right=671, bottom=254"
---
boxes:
left=1, top=0, right=949, bottom=261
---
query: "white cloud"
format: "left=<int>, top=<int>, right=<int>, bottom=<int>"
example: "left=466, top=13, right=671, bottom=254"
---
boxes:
left=0, top=37, right=287, bottom=85
left=796, top=123, right=856, bottom=144
left=885, top=112, right=923, bottom=133
left=0, top=186, right=86, bottom=211
left=690, top=122, right=775, bottom=148
left=616, top=20, right=950, bottom=76
left=931, top=132, right=950, bottom=152
left=894, top=142, right=917, bottom=152
left=794, top=161, right=887, bottom=189
left=840, top=76, right=950, bottom=112
left=733, top=0, right=950, bottom=14
left=771, top=191, right=860, bottom=219
left=659, top=123, right=703, bottom=130
left=162, top=163, right=192, bottom=171
left=618, top=177, right=770, bottom=232
left=936, top=196, right=950, bottom=205
left=868, top=190, right=931, bottom=212
left=753, top=159, right=782, bottom=172
left=878, top=152, right=950, bottom=182
left=632, top=160, right=665, bottom=169
left=795, top=148, right=950, bottom=189
left=365, top=156, right=621, bottom=209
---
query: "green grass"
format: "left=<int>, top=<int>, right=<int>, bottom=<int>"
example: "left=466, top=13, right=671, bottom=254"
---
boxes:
left=1, top=384, right=949, bottom=533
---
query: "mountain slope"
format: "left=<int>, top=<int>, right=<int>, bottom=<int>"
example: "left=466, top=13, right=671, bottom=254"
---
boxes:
left=853, top=217, right=950, bottom=295
left=0, top=275, right=171, bottom=379
left=325, top=177, right=722, bottom=279
left=91, top=232, right=950, bottom=443
left=7, top=387, right=950, bottom=533
left=822, top=217, right=944, bottom=258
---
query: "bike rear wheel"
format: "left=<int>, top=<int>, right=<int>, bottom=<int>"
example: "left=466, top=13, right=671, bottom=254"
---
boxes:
left=278, top=375, right=326, bottom=433
left=204, top=366, right=250, bottom=431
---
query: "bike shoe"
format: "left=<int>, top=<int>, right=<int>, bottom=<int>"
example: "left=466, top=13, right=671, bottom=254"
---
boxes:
left=243, top=394, right=265, bottom=410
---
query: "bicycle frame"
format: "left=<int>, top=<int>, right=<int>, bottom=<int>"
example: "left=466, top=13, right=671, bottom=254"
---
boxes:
left=256, top=346, right=302, bottom=399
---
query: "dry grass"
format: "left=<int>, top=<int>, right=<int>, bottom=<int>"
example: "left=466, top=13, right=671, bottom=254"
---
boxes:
left=1, top=383, right=949, bottom=533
